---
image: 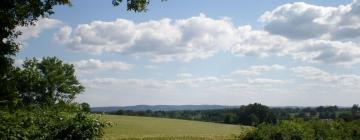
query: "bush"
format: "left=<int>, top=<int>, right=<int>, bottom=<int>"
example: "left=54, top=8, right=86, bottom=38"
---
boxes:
left=244, top=119, right=360, bottom=140
left=0, top=108, right=109, bottom=139
left=244, top=120, right=314, bottom=140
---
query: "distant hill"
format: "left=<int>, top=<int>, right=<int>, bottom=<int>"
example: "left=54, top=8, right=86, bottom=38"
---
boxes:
left=91, top=105, right=239, bottom=112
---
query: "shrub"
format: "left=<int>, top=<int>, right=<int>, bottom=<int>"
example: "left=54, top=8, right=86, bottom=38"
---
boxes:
left=244, top=119, right=360, bottom=140
left=0, top=108, right=109, bottom=139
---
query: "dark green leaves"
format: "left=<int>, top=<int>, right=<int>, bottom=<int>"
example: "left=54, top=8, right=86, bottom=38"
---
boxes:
left=113, top=0, right=150, bottom=12
left=16, top=57, right=84, bottom=106
left=0, top=108, right=109, bottom=139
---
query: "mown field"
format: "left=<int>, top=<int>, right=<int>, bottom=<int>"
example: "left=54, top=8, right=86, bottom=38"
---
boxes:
left=101, top=115, right=253, bottom=140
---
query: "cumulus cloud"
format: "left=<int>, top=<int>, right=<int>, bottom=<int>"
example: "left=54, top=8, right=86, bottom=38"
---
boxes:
left=72, top=59, right=133, bottom=74
left=54, top=19, right=137, bottom=54
left=52, top=15, right=288, bottom=62
left=55, top=14, right=238, bottom=62
left=233, top=35, right=360, bottom=65
left=81, top=73, right=292, bottom=92
left=16, top=18, right=62, bottom=45
left=259, top=0, right=360, bottom=40
left=177, top=73, right=193, bottom=78
left=231, top=64, right=286, bottom=76
left=81, top=76, right=226, bottom=89
left=82, top=78, right=169, bottom=89
left=290, top=40, right=360, bottom=65
left=54, top=1, right=360, bottom=66
left=292, top=66, right=360, bottom=86
left=230, top=25, right=290, bottom=57
left=247, top=78, right=290, bottom=85
left=144, top=65, right=158, bottom=69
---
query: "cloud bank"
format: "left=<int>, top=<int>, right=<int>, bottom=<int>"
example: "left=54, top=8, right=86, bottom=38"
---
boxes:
left=55, top=0, right=360, bottom=66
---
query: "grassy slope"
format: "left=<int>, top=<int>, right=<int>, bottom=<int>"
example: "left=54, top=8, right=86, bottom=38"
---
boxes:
left=101, top=115, right=252, bottom=140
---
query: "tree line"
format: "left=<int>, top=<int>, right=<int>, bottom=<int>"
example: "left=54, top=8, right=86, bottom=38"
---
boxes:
left=243, top=119, right=360, bottom=140
left=110, top=103, right=360, bottom=139
left=109, top=103, right=360, bottom=126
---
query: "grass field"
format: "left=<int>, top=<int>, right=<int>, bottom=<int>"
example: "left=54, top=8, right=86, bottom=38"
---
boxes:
left=101, top=115, right=253, bottom=140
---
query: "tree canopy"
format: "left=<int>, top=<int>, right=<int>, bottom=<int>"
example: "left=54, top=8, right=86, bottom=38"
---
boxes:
left=0, top=0, right=154, bottom=107
left=14, top=57, right=84, bottom=105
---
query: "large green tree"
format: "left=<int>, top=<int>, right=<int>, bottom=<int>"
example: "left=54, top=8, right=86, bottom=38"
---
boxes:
left=0, top=0, right=152, bottom=106
left=15, top=57, right=84, bottom=105
left=0, top=0, right=71, bottom=106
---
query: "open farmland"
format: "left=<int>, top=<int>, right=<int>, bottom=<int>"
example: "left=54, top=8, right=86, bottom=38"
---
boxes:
left=101, top=115, right=252, bottom=140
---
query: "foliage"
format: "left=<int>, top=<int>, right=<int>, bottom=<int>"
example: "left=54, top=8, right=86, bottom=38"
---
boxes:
left=0, top=0, right=71, bottom=107
left=53, top=112, right=108, bottom=139
left=0, top=0, right=156, bottom=108
left=244, top=119, right=360, bottom=140
left=0, top=108, right=109, bottom=139
left=14, top=57, right=84, bottom=106
left=0, top=0, right=156, bottom=139
left=80, top=102, right=91, bottom=113
left=108, top=104, right=360, bottom=130
left=236, top=103, right=277, bottom=126
left=112, top=0, right=166, bottom=12
left=0, top=55, right=104, bottom=139
left=110, top=103, right=277, bottom=126
left=112, top=0, right=149, bottom=12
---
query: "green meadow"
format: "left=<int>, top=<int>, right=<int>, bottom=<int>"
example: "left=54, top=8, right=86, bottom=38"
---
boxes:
left=101, top=115, right=253, bottom=140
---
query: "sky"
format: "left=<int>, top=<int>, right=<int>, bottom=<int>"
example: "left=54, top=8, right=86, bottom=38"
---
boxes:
left=15, top=0, right=360, bottom=107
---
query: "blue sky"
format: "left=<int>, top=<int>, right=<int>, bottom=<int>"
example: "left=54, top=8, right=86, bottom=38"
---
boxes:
left=15, top=0, right=360, bottom=107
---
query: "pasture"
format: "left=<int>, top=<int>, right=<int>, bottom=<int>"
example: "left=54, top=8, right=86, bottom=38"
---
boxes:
left=101, top=115, right=252, bottom=140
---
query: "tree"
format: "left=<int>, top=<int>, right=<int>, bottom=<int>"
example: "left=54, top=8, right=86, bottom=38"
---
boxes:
left=80, top=102, right=91, bottom=112
left=237, top=103, right=277, bottom=126
left=351, top=104, right=360, bottom=120
left=15, top=57, right=84, bottom=105
left=339, top=113, right=353, bottom=122
left=224, top=113, right=236, bottom=124
left=352, top=104, right=359, bottom=115
left=248, top=113, right=260, bottom=126
left=0, top=0, right=156, bottom=107
left=0, top=0, right=71, bottom=107
left=112, top=0, right=167, bottom=12
left=112, top=0, right=149, bottom=12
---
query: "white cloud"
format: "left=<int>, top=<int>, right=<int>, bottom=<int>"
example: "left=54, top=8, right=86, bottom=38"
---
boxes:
left=232, top=35, right=360, bottom=65
left=292, top=66, right=360, bottom=86
left=54, top=19, right=137, bottom=54
left=81, top=76, right=223, bottom=89
left=144, top=65, right=158, bottom=69
left=82, top=78, right=170, bottom=89
left=55, top=14, right=238, bottom=62
left=231, top=25, right=290, bottom=57
left=259, top=0, right=360, bottom=40
left=289, top=40, right=360, bottom=65
left=177, top=73, right=193, bottom=78
left=292, top=66, right=334, bottom=82
left=248, top=78, right=290, bottom=85
left=82, top=74, right=291, bottom=92
left=16, top=18, right=62, bottom=44
left=231, top=64, right=286, bottom=76
left=54, top=1, right=360, bottom=66
left=72, top=59, right=133, bottom=74
left=231, top=70, right=259, bottom=77
left=55, top=16, right=289, bottom=61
